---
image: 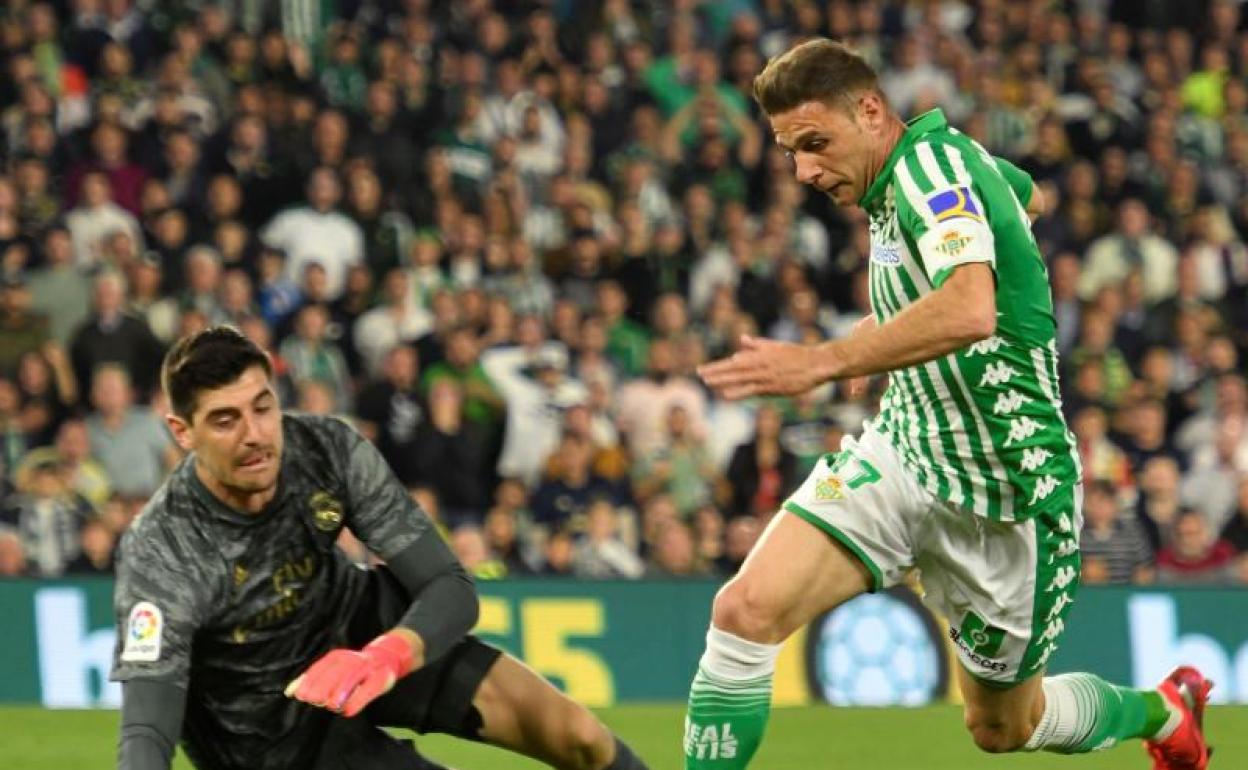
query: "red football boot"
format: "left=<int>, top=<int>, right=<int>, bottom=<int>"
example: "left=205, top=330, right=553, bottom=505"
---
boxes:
left=1146, top=666, right=1214, bottom=770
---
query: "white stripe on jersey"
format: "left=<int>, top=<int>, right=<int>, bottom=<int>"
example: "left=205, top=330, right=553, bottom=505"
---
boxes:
left=893, top=161, right=938, bottom=229
left=883, top=258, right=972, bottom=508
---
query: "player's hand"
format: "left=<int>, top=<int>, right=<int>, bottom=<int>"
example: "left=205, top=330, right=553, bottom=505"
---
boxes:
left=285, top=632, right=415, bottom=717
left=697, top=335, right=833, bottom=400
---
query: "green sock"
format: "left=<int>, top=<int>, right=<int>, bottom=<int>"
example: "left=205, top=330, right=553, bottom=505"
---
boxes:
left=683, top=666, right=773, bottom=768
left=1027, top=673, right=1173, bottom=753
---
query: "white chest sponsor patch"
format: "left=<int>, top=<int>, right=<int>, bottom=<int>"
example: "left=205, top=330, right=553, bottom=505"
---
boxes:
left=121, top=601, right=163, bottom=662
left=870, top=243, right=902, bottom=266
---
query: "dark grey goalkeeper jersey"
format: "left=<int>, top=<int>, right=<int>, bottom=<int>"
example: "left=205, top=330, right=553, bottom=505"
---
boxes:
left=110, top=414, right=435, bottom=770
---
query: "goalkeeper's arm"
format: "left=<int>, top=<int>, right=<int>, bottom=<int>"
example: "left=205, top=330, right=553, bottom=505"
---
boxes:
left=118, top=679, right=186, bottom=770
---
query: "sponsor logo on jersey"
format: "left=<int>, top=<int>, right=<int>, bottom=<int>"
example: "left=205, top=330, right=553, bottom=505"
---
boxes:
left=870, top=243, right=902, bottom=266
left=926, top=186, right=983, bottom=223
left=934, top=229, right=975, bottom=258
left=949, top=611, right=1008, bottom=672
left=309, top=491, right=343, bottom=532
left=814, top=475, right=845, bottom=501
left=121, top=601, right=163, bottom=662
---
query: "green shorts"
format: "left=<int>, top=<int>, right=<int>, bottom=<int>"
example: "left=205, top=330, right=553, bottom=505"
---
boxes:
left=783, top=427, right=1082, bottom=686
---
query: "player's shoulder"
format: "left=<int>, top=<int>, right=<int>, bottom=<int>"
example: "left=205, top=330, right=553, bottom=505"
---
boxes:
left=117, top=474, right=213, bottom=576
left=282, top=411, right=362, bottom=452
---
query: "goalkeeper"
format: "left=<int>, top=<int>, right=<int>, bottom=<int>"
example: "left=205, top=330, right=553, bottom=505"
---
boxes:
left=111, top=326, right=648, bottom=770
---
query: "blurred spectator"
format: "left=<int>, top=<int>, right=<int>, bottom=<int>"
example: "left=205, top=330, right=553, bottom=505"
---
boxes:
left=1181, top=413, right=1248, bottom=532
left=633, top=404, right=723, bottom=515
left=615, top=337, right=706, bottom=459
left=0, top=276, right=50, bottom=375
left=727, top=403, right=801, bottom=518
left=531, top=432, right=620, bottom=532
left=451, top=523, right=506, bottom=580
left=278, top=303, right=353, bottom=413
left=64, top=516, right=116, bottom=575
left=14, top=347, right=76, bottom=448
left=65, top=171, right=143, bottom=269
left=261, top=167, right=364, bottom=299
left=353, top=268, right=432, bottom=377
left=482, top=342, right=586, bottom=486
left=717, top=515, right=763, bottom=576
left=1135, top=456, right=1186, bottom=553
left=1157, top=508, right=1237, bottom=583
left=410, top=379, right=491, bottom=524
left=0, top=455, right=92, bottom=577
left=573, top=499, right=644, bottom=579
left=27, top=225, right=91, bottom=347
left=1079, top=480, right=1154, bottom=585
left=540, top=527, right=576, bottom=577
left=1078, top=199, right=1178, bottom=304
left=645, top=520, right=706, bottom=578
left=84, top=365, right=176, bottom=499
left=483, top=506, right=535, bottom=576
left=69, top=271, right=165, bottom=398
left=355, top=345, right=424, bottom=479
left=421, top=325, right=504, bottom=431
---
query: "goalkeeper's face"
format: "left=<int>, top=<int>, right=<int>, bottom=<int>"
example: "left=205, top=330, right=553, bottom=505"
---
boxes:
left=172, top=365, right=284, bottom=505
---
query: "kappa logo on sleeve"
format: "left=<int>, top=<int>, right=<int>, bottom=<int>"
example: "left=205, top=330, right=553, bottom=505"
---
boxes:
left=926, top=186, right=983, bottom=223
left=121, top=601, right=164, bottom=662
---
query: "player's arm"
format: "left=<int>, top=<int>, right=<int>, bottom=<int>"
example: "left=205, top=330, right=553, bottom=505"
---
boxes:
left=993, top=155, right=1043, bottom=221
left=112, top=531, right=204, bottom=770
left=286, top=420, right=479, bottom=717
left=815, top=263, right=996, bottom=378
left=118, top=680, right=186, bottom=770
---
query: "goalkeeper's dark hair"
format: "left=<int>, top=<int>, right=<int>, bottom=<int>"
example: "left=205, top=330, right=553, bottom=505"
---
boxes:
left=162, top=326, right=273, bottom=422
left=752, top=38, right=882, bottom=116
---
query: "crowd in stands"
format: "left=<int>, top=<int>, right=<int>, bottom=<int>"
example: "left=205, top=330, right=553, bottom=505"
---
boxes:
left=1, top=0, right=1247, bottom=585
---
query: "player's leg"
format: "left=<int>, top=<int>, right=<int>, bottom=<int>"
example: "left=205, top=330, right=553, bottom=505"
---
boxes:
left=369, top=635, right=647, bottom=770
left=468, top=651, right=649, bottom=770
left=921, top=491, right=1207, bottom=765
left=684, top=430, right=924, bottom=769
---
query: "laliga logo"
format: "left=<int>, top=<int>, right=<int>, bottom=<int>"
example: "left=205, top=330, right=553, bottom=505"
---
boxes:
left=129, top=607, right=159, bottom=642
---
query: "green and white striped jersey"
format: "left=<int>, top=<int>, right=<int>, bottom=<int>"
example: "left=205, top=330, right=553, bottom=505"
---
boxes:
left=857, top=109, right=1080, bottom=522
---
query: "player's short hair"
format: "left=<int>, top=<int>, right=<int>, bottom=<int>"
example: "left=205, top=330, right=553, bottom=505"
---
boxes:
left=162, top=326, right=273, bottom=422
left=752, top=38, right=881, bottom=116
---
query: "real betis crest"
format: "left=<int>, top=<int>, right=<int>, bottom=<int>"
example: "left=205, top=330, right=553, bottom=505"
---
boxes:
left=814, top=475, right=845, bottom=501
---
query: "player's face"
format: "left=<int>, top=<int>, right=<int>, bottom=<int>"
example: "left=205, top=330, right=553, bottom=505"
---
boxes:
left=770, top=96, right=886, bottom=207
left=169, top=365, right=284, bottom=504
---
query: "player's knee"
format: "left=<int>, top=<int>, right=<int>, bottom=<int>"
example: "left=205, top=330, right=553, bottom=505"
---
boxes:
left=710, top=579, right=788, bottom=643
left=557, top=706, right=611, bottom=770
left=964, top=716, right=1031, bottom=754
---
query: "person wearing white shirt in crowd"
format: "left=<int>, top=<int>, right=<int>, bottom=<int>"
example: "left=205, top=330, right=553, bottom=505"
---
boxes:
left=64, top=171, right=143, bottom=269
left=260, top=166, right=364, bottom=299
left=1079, top=198, right=1179, bottom=303
left=353, top=268, right=433, bottom=377
left=481, top=342, right=588, bottom=486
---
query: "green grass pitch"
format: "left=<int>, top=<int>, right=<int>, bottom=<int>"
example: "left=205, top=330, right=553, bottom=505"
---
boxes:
left=4, top=703, right=1244, bottom=769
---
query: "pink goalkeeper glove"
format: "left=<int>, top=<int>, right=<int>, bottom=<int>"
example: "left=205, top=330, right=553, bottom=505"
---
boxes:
left=285, top=632, right=415, bottom=717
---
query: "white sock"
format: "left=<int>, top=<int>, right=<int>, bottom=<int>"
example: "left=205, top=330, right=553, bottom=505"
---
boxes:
left=698, top=625, right=783, bottom=681
left=1024, top=676, right=1081, bottom=751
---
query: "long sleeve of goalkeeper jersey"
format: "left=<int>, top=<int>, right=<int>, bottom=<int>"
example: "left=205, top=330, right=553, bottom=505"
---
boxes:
left=386, top=534, right=480, bottom=665
left=118, top=679, right=186, bottom=770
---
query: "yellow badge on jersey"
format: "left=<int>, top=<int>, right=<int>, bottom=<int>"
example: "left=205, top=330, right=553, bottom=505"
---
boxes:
left=309, top=491, right=344, bottom=532
left=814, top=476, right=845, bottom=501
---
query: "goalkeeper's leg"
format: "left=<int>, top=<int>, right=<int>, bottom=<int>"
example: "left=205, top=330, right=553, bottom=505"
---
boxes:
left=683, top=510, right=874, bottom=769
